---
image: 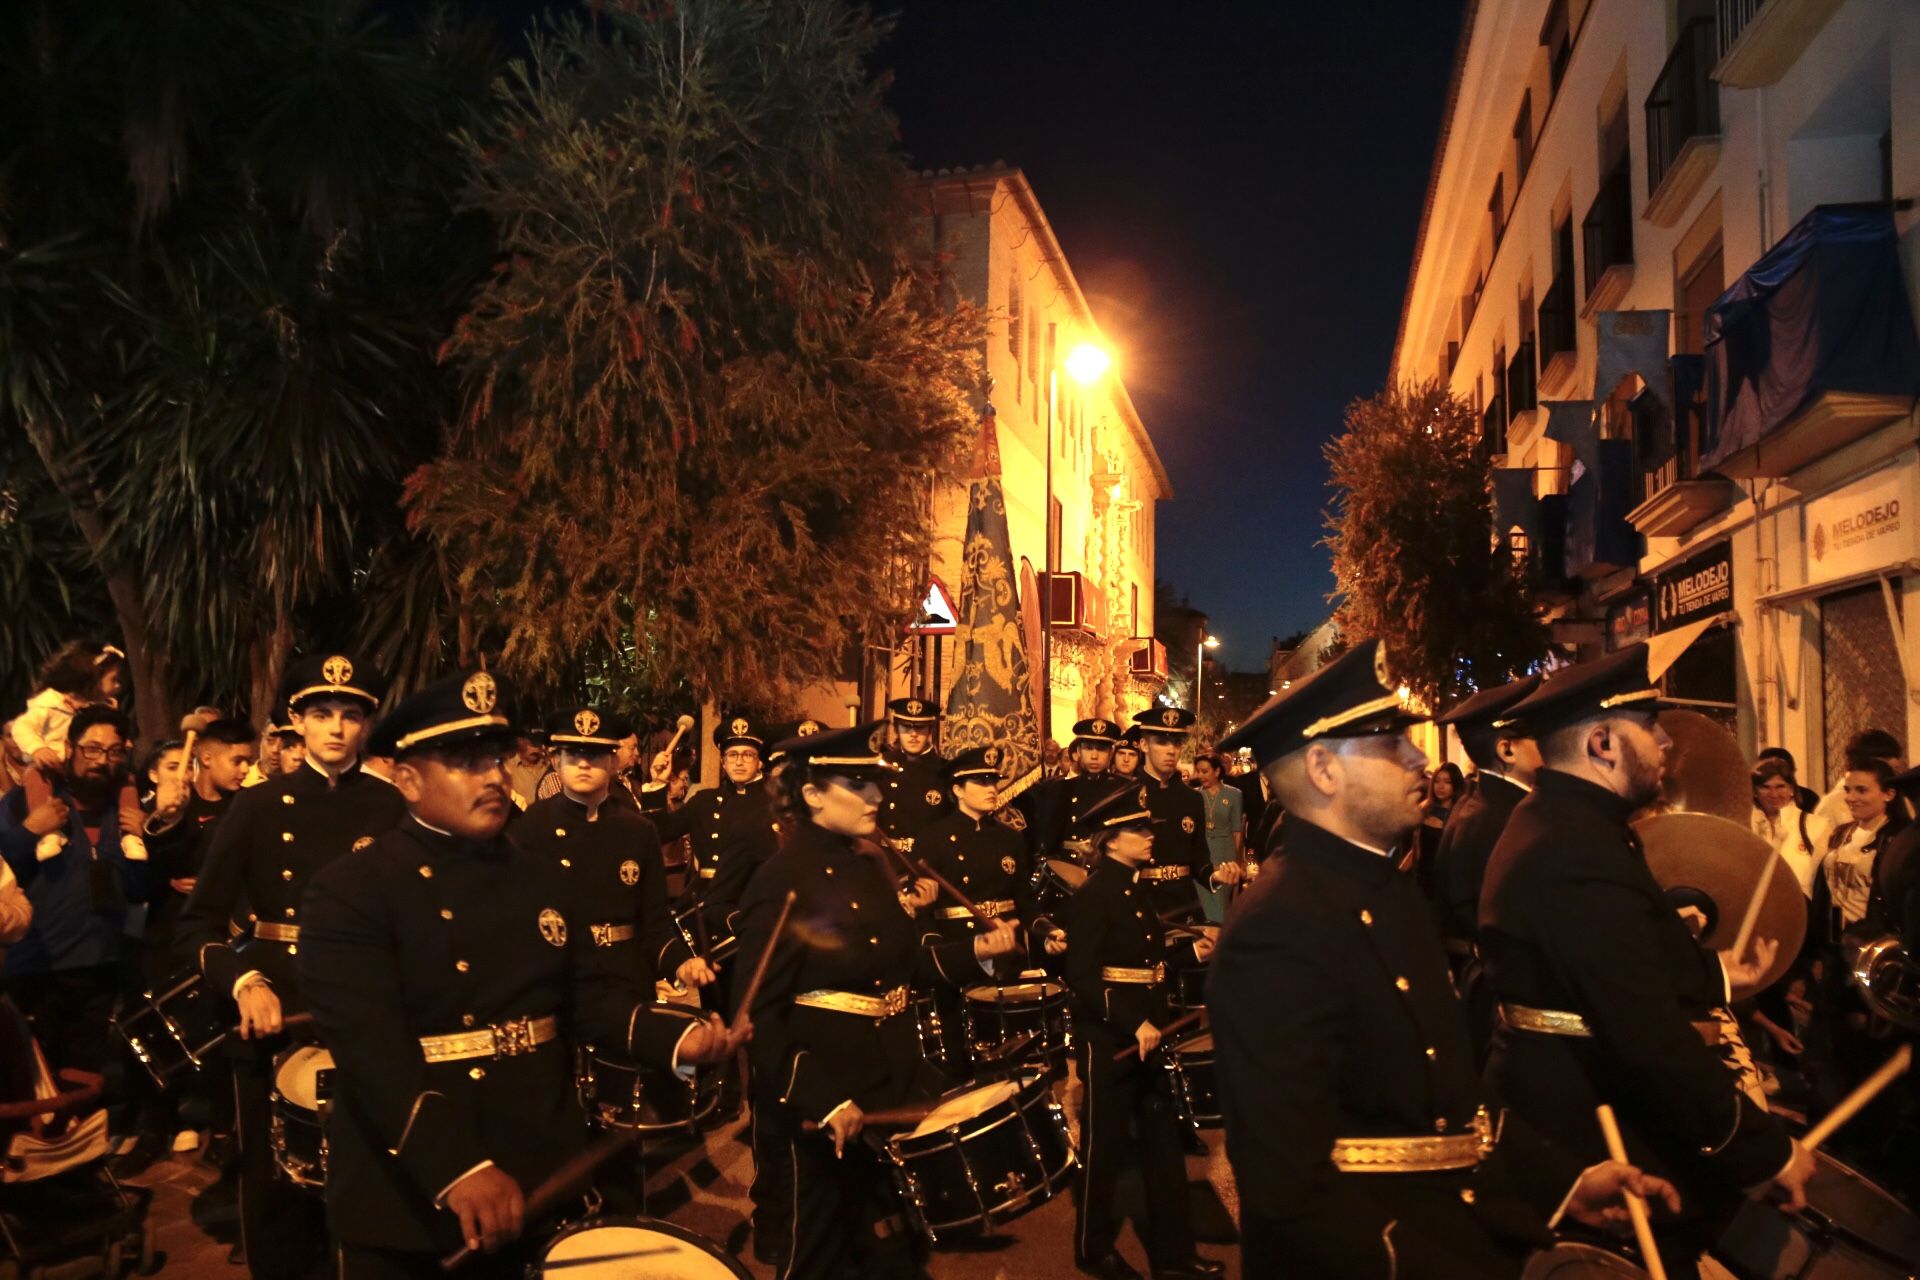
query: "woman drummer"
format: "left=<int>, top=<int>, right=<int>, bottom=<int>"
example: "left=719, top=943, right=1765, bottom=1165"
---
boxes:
left=733, top=721, right=1020, bottom=1280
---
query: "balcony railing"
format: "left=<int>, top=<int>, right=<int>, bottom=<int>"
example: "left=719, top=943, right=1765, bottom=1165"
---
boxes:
left=1538, top=275, right=1576, bottom=366
left=1716, top=0, right=1766, bottom=60
left=1507, top=339, right=1538, bottom=415
left=1582, top=165, right=1635, bottom=298
left=1647, top=17, right=1720, bottom=196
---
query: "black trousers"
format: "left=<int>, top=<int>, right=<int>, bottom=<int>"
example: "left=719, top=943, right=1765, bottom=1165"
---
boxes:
left=11, top=963, right=118, bottom=1077
left=233, top=1043, right=331, bottom=1280
left=1075, top=1040, right=1195, bottom=1269
left=779, top=1129, right=921, bottom=1280
left=749, top=1065, right=794, bottom=1246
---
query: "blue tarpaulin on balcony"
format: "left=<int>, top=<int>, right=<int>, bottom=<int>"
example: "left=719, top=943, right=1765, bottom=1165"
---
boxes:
left=1702, top=204, right=1920, bottom=469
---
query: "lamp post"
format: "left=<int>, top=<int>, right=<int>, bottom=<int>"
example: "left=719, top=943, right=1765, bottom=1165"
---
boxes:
left=1041, top=340, right=1111, bottom=750
left=1196, top=632, right=1220, bottom=716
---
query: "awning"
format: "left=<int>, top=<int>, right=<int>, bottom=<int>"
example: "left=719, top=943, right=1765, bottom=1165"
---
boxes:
left=1648, top=616, right=1718, bottom=682
left=1754, top=561, right=1920, bottom=608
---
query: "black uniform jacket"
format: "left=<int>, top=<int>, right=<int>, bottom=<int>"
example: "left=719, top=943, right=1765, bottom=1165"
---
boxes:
left=509, top=793, right=688, bottom=982
left=914, top=807, right=1051, bottom=947
left=879, top=749, right=949, bottom=846
left=1138, top=768, right=1211, bottom=914
left=1432, top=774, right=1528, bottom=949
left=1479, top=769, right=1794, bottom=1189
left=299, top=818, right=694, bottom=1253
left=647, top=778, right=779, bottom=930
left=1064, top=855, right=1200, bottom=1046
left=735, top=820, right=985, bottom=1124
left=177, top=760, right=406, bottom=1004
left=142, top=789, right=231, bottom=961
left=1024, top=770, right=1118, bottom=861
left=1207, top=817, right=1575, bottom=1279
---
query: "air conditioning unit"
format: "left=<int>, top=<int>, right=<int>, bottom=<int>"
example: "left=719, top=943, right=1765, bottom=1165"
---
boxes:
left=1129, top=638, right=1169, bottom=680
left=1042, top=572, right=1105, bottom=638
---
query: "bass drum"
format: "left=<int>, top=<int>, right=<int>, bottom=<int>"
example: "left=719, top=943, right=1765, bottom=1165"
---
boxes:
left=1712, top=1150, right=1920, bottom=1277
left=531, top=1216, right=749, bottom=1278
left=1521, top=1242, right=1651, bottom=1277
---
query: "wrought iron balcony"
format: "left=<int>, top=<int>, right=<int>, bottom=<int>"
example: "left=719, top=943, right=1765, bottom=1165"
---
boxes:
left=1646, top=17, right=1720, bottom=214
left=1582, top=164, right=1635, bottom=311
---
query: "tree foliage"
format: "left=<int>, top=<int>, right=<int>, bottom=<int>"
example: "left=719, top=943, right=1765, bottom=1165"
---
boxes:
left=407, top=0, right=985, bottom=708
left=1323, top=381, right=1547, bottom=707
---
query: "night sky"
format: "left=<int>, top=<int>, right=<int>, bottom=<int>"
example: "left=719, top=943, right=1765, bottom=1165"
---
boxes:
left=881, top=2, right=1466, bottom=671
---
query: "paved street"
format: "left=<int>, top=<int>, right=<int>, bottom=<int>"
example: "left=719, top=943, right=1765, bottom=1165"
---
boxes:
left=125, top=1071, right=1241, bottom=1278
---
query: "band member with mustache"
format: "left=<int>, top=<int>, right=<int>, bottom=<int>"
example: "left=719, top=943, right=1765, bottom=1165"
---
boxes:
left=734, top=722, right=1020, bottom=1280
left=299, top=671, right=744, bottom=1277
left=1065, top=782, right=1221, bottom=1280
left=178, top=653, right=405, bottom=1280
left=1209, top=641, right=1681, bottom=1278
left=1479, top=644, right=1812, bottom=1277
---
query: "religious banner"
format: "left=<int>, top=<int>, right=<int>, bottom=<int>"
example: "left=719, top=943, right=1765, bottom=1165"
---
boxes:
left=945, top=406, right=1042, bottom=797
left=1543, top=399, right=1597, bottom=476
left=1594, top=309, right=1671, bottom=408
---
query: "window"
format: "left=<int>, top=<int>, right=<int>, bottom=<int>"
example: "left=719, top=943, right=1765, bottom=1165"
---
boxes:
left=1028, top=309, right=1040, bottom=419
left=1008, top=272, right=1024, bottom=403
left=1489, top=174, right=1507, bottom=244
left=1048, top=496, right=1063, bottom=572
left=1131, top=583, right=1140, bottom=636
left=1542, top=0, right=1572, bottom=93
left=1514, top=92, right=1534, bottom=184
left=1675, top=240, right=1723, bottom=356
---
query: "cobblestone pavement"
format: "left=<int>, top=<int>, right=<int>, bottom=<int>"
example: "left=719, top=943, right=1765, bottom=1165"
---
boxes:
left=122, top=1070, right=1240, bottom=1278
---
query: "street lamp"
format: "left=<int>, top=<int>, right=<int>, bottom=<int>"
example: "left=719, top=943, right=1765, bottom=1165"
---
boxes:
left=1196, top=632, right=1221, bottom=714
left=1041, top=338, right=1111, bottom=749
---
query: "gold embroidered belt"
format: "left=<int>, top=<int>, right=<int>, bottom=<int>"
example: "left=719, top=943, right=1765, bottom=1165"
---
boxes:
left=937, top=899, right=1014, bottom=920
left=1137, top=865, right=1188, bottom=882
left=418, top=1015, right=559, bottom=1063
left=1499, top=1003, right=1594, bottom=1037
left=1501, top=1002, right=1722, bottom=1046
left=253, top=921, right=301, bottom=944
left=886, top=837, right=915, bottom=854
left=793, top=986, right=909, bottom=1019
left=697, top=866, right=717, bottom=879
left=589, top=923, right=635, bottom=947
left=1101, top=964, right=1166, bottom=985
left=1330, top=1106, right=1496, bottom=1173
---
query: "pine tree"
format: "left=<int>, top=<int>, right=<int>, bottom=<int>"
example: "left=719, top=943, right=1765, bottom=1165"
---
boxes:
left=408, top=0, right=985, bottom=706
left=1323, top=381, right=1547, bottom=706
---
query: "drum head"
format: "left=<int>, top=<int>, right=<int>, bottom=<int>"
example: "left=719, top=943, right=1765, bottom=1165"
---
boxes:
left=540, top=1217, right=748, bottom=1279
left=1805, top=1150, right=1920, bottom=1266
left=273, top=1046, right=334, bottom=1109
left=1046, top=859, right=1087, bottom=889
left=908, top=1080, right=1022, bottom=1138
left=963, top=981, right=1062, bottom=1006
left=1176, top=1033, right=1214, bottom=1057
left=1520, top=1242, right=1650, bottom=1277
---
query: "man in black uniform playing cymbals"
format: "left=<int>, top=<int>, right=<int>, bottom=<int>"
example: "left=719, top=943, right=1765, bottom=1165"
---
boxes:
left=299, top=671, right=744, bottom=1278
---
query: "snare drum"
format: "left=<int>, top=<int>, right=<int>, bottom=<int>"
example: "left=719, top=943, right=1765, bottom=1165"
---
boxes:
left=111, top=970, right=230, bottom=1089
left=1035, top=858, right=1088, bottom=915
left=1520, top=1242, right=1651, bottom=1277
left=1164, top=1032, right=1221, bottom=1128
left=577, top=1047, right=721, bottom=1135
left=670, top=902, right=738, bottom=965
left=885, top=1068, right=1076, bottom=1241
left=532, top=1216, right=750, bottom=1278
left=1712, top=1149, right=1920, bottom=1277
left=911, top=990, right=971, bottom=1080
left=962, top=979, right=1071, bottom=1068
left=269, top=1045, right=334, bottom=1189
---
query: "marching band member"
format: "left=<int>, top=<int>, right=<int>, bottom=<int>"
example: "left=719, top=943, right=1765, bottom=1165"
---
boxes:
left=1113, top=727, right=1143, bottom=778
left=299, top=671, right=741, bottom=1278
left=1023, top=717, right=1126, bottom=865
left=176, top=653, right=405, bottom=1280
left=734, top=722, right=1019, bottom=1280
left=1128, top=708, right=1239, bottom=920
left=1209, top=641, right=1681, bottom=1278
left=879, top=698, right=950, bottom=850
left=914, top=745, right=1059, bottom=954
left=1479, top=644, right=1812, bottom=1277
left=1065, top=781, right=1221, bottom=1280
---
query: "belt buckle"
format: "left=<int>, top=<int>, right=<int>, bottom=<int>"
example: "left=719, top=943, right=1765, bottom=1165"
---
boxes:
left=591, top=923, right=613, bottom=947
left=882, top=988, right=906, bottom=1017
left=491, top=1017, right=535, bottom=1058
left=1152, top=963, right=1166, bottom=984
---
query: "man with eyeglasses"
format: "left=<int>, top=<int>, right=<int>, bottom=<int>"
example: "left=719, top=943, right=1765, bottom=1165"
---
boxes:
left=0, top=704, right=155, bottom=1078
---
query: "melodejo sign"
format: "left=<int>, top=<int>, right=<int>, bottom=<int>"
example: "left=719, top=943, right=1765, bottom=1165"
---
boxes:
left=1806, top=466, right=1909, bottom=586
left=1654, top=543, right=1733, bottom=632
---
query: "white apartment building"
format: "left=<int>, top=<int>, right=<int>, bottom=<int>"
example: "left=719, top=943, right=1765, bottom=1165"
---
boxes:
left=1395, top=0, right=1920, bottom=782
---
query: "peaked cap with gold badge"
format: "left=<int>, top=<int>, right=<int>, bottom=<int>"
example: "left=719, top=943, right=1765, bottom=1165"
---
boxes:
left=887, top=696, right=940, bottom=727
left=543, top=705, right=630, bottom=750
left=279, top=651, right=388, bottom=715
left=1131, top=705, right=1196, bottom=738
left=368, top=669, right=516, bottom=758
left=1497, top=642, right=1679, bottom=735
left=1218, top=639, right=1423, bottom=767
left=716, top=712, right=767, bottom=753
left=1069, top=717, right=1125, bottom=748
left=944, top=745, right=1007, bottom=784
left=1071, top=780, right=1156, bottom=839
left=768, top=719, right=898, bottom=781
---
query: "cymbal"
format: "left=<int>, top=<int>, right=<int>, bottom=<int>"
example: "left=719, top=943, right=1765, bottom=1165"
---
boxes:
left=1652, top=709, right=1753, bottom=825
left=1634, top=811, right=1806, bottom=997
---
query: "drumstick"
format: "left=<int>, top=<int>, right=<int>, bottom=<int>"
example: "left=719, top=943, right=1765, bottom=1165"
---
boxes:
left=180, top=730, right=198, bottom=782
left=801, top=1099, right=943, bottom=1133
left=1595, top=1104, right=1669, bottom=1280
left=1113, top=1007, right=1205, bottom=1062
left=228, top=1011, right=315, bottom=1036
left=1729, top=852, right=1780, bottom=964
left=650, top=714, right=697, bottom=781
left=440, top=1129, right=637, bottom=1270
left=911, top=856, right=994, bottom=924
left=1802, top=1043, right=1912, bottom=1152
left=729, top=890, right=795, bottom=1036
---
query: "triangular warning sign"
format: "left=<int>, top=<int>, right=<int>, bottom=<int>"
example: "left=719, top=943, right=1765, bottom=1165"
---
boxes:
left=907, top=577, right=958, bottom=633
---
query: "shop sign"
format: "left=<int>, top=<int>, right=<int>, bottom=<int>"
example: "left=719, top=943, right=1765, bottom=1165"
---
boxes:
left=1653, top=542, right=1733, bottom=633
left=1607, top=593, right=1652, bottom=649
left=1805, top=466, right=1911, bottom=587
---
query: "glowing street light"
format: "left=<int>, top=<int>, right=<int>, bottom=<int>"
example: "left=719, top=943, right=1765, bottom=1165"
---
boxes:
left=1197, top=632, right=1221, bottom=711
left=1041, top=338, right=1113, bottom=746
left=1066, top=341, right=1112, bottom=385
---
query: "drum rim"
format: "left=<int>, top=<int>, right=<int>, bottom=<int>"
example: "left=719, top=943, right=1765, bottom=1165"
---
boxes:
left=961, top=981, right=1066, bottom=1004
left=537, top=1214, right=750, bottom=1278
left=888, top=1070, right=1051, bottom=1149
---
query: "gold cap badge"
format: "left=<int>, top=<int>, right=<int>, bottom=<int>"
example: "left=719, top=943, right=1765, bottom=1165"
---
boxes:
left=462, top=672, right=498, bottom=715
left=574, top=709, right=601, bottom=737
left=322, top=655, right=354, bottom=685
